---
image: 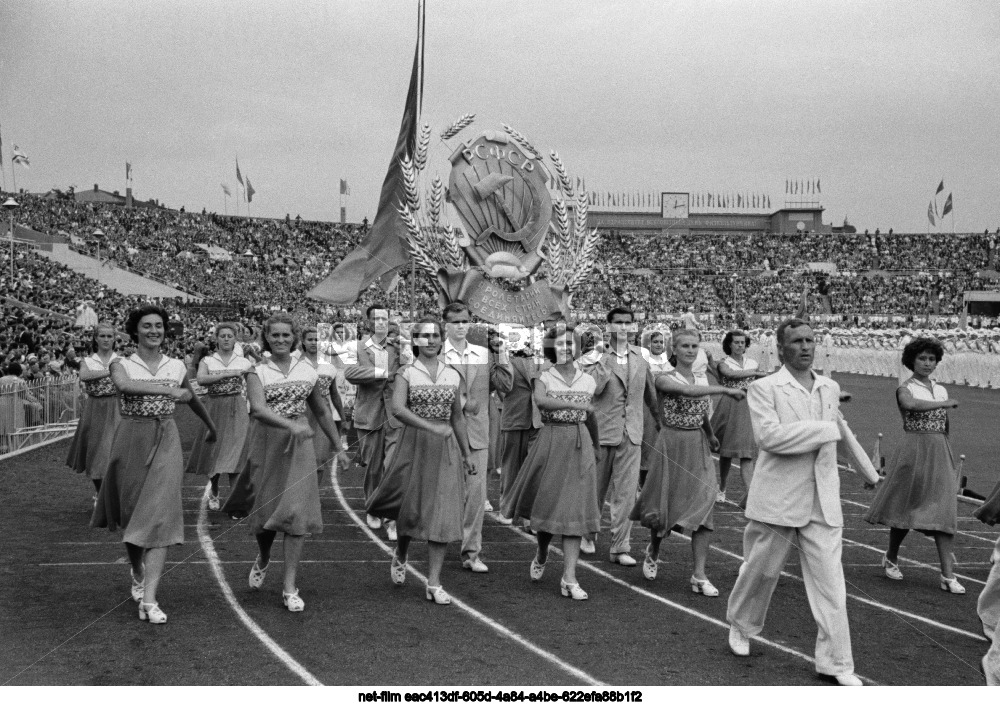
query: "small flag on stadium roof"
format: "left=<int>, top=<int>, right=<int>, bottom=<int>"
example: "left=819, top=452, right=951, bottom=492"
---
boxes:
left=246, top=178, right=255, bottom=203
left=936, top=179, right=944, bottom=194
left=126, top=161, right=132, bottom=181
left=816, top=179, right=821, bottom=193
left=340, top=178, right=350, bottom=195
left=12, top=145, right=29, bottom=168
left=236, top=158, right=244, bottom=187
left=927, top=201, right=936, bottom=226
left=942, top=193, right=953, bottom=216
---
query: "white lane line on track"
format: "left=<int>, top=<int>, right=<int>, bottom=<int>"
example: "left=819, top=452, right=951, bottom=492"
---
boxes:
left=196, top=489, right=324, bottom=686
left=663, top=531, right=988, bottom=643
left=493, top=523, right=877, bottom=685
left=331, top=468, right=605, bottom=687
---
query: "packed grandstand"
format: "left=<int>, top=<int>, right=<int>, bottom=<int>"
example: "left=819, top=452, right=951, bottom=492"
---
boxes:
left=2, top=188, right=1000, bottom=375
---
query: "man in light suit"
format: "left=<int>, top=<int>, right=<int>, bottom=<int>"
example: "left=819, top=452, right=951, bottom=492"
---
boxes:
left=442, top=302, right=512, bottom=573
left=726, top=318, right=863, bottom=686
left=583, top=306, right=659, bottom=565
left=345, top=305, right=400, bottom=540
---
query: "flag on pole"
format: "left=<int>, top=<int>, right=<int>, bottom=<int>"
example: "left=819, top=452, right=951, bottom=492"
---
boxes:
left=12, top=145, right=29, bottom=168
left=308, top=0, right=425, bottom=304
left=936, top=179, right=944, bottom=195
left=245, top=178, right=255, bottom=203
left=339, top=179, right=350, bottom=196
left=942, top=193, right=953, bottom=216
left=221, top=184, right=231, bottom=197
left=817, top=179, right=821, bottom=193
left=927, top=201, right=936, bottom=226
left=236, top=158, right=244, bottom=187
left=126, top=162, right=132, bottom=181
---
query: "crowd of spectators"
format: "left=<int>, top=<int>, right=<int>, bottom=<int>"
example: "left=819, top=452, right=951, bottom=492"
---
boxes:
left=596, top=230, right=996, bottom=273
left=4, top=190, right=1000, bottom=368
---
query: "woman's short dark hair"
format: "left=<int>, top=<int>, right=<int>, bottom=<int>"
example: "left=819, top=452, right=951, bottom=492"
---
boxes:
left=542, top=323, right=578, bottom=364
left=722, top=329, right=749, bottom=356
left=124, top=305, right=170, bottom=343
left=261, top=312, right=299, bottom=353
left=901, top=337, right=944, bottom=371
left=411, top=316, right=443, bottom=357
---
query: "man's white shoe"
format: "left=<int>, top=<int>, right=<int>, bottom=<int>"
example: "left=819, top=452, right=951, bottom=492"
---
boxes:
left=821, top=673, right=863, bottom=686
left=385, top=521, right=397, bottom=541
left=366, top=514, right=382, bottom=530
left=610, top=553, right=637, bottom=567
left=484, top=499, right=494, bottom=512
left=463, top=558, right=489, bottom=573
left=728, top=625, right=750, bottom=657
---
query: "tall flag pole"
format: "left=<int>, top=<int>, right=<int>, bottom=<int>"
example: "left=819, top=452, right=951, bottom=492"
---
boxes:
left=221, top=184, right=231, bottom=216
left=0, top=120, right=5, bottom=192
left=308, top=0, right=425, bottom=306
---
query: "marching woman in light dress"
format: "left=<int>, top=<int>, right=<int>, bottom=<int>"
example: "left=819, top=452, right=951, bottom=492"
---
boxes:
left=186, top=323, right=252, bottom=510
left=631, top=328, right=745, bottom=594
left=300, top=325, right=345, bottom=486
left=501, top=324, right=601, bottom=600
left=366, top=317, right=475, bottom=606
left=639, top=329, right=672, bottom=489
left=711, top=330, right=767, bottom=504
left=222, top=313, right=341, bottom=612
left=92, top=305, right=217, bottom=624
left=865, top=337, right=965, bottom=594
left=67, top=323, right=121, bottom=499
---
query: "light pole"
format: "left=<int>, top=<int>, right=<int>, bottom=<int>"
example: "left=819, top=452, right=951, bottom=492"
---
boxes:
left=2, top=197, right=18, bottom=280
left=93, top=228, right=105, bottom=264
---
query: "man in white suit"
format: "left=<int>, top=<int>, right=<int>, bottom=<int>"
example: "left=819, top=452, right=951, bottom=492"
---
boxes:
left=726, top=318, right=863, bottom=686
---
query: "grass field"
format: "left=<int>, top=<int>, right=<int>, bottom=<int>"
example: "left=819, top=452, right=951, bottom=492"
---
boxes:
left=1, top=373, right=996, bottom=686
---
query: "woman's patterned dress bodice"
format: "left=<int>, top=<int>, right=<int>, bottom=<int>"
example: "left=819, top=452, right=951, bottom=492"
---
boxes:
left=254, top=358, right=318, bottom=419
left=408, top=385, right=457, bottom=420
left=659, top=371, right=709, bottom=430
left=116, top=355, right=186, bottom=417
left=719, top=356, right=758, bottom=390
left=900, top=378, right=948, bottom=434
left=203, top=353, right=252, bottom=396
left=82, top=353, right=120, bottom=397
left=538, top=367, right=596, bottom=425
left=401, top=360, right=461, bottom=420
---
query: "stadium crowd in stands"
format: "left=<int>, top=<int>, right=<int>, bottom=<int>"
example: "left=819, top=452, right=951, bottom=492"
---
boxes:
left=2, top=189, right=1000, bottom=371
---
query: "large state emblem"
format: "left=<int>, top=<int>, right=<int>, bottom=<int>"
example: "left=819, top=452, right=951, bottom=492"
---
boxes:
left=398, top=116, right=599, bottom=325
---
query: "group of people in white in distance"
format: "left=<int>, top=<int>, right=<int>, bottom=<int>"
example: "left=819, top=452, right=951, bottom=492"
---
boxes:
left=66, top=300, right=1000, bottom=685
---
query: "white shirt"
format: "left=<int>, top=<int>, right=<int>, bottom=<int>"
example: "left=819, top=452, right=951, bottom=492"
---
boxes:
left=329, top=339, right=358, bottom=365
left=442, top=339, right=488, bottom=368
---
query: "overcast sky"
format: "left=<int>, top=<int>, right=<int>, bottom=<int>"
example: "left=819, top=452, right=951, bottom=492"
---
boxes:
left=2, top=0, right=998, bottom=233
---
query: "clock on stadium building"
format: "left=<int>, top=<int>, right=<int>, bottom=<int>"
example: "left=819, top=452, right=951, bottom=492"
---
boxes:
left=661, top=192, right=689, bottom=219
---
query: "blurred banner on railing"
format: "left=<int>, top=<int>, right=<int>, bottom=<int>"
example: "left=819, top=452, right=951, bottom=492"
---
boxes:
left=0, top=374, right=80, bottom=457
